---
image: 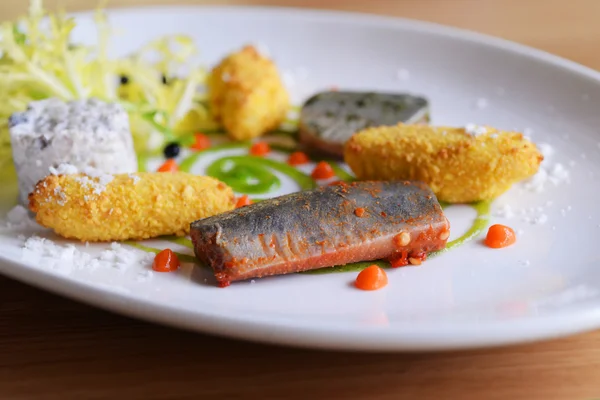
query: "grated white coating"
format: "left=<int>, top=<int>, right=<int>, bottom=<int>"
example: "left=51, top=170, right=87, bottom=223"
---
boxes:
left=9, top=98, right=138, bottom=206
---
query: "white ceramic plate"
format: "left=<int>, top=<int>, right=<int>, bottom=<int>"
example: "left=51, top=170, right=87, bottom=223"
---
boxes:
left=2, top=6, right=600, bottom=352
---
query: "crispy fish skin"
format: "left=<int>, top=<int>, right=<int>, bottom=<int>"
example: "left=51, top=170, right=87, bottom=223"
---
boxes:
left=191, top=181, right=449, bottom=287
left=344, top=124, right=543, bottom=203
left=207, top=45, right=290, bottom=140
left=29, top=172, right=235, bottom=242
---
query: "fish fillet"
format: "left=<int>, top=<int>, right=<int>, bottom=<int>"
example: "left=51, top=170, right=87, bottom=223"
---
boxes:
left=190, top=181, right=449, bottom=287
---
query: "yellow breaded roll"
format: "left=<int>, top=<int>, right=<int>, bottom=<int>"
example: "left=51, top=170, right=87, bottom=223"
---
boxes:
left=208, top=45, right=289, bottom=140
left=29, top=172, right=235, bottom=242
left=344, top=124, right=543, bottom=203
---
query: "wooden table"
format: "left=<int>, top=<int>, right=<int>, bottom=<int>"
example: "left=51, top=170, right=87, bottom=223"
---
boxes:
left=2, top=1, right=600, bottom=399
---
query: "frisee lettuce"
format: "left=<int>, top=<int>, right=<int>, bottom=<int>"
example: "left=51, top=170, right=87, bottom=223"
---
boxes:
left=0, top=0, right=215, bottom=174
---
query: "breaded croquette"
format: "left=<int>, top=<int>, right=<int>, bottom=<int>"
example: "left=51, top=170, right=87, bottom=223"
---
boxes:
left=344, top=124, right=543, bottom=203
left=29, top=171, right=235, bottom=242
left=208, top=45, right=289, bottom=140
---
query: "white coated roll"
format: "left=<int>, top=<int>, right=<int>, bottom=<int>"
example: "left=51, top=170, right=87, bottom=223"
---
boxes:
left=9, top=98, right=138, bottom=205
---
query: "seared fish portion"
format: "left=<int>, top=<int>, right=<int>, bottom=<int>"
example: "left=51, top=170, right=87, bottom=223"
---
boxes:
left=191, top=181, right=449, bottom=287
left=299, top=91, right=429, bottom=157
left=344, top=124, right=543, bottom=203
left=29, top=171, right=235, bottom=242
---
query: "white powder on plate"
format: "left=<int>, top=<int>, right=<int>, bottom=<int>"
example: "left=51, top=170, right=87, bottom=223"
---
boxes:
left=493, top=204, right=515, bottom=219
left=21, top=235, right=153, bottom=276
left=524, top=142, right=570, bottom=192
left=464, top=123, right=487, bottom=136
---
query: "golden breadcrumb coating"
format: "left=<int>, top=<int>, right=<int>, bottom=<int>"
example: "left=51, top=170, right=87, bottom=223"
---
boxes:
left=344, top=124, right=543, bottom=203
left=208, top=45, right=289, bottom=140
left=29, top=172, right=235, bottom=242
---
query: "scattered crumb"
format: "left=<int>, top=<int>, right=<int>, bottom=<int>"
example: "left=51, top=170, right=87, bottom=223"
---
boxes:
left=464, top=123, right=487, bottom=136
left=129, top=173, right=141, bottom=184
left=49, top=163, right=79, bottom=176
left=136, top=270, right=153, bottom=282
left=493, top=204, right=514, bottom=219
left=250, top=279, right=256, bottom=284
left=20, top=235, right=152, bottom=277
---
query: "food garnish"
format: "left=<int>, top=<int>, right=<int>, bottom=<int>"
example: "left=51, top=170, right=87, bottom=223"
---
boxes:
left=190, top=133, right=211, bottom=151
left=299, top=91, right=429, bottom=158
left=311, top=161, right=335, bottom=180
left=355, top=265, right=388, bottom=291
left=344, top=123, right=543, bottom=203
left=163, top=142, right=181, bottom=159
left=152, top=249, right=181, bottom=272
left=157, top=159, right=179, bottom=173
left=249, top=142, right=271, bottom=157
left=484, top=224, right=516, bottom=248
left=28, top=169, right=235, bottom=241
left=235, top=195, right=253, bottom=208
left=207, top=45, right=290, bottom=140
left=190, top=181, right=449, bottom=287
left=0, top=0, right=213, bottom=176
left=287, top=151, right=309, bottom=166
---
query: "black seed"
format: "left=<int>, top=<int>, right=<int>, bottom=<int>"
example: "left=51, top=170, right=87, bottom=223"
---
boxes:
left=163, top=142, right=180, bottom=159
left=39, top=136, right=51, bottom=150
left=120, top=75, right=129, bottom=85
left=161, top=74, right=168, bottom=85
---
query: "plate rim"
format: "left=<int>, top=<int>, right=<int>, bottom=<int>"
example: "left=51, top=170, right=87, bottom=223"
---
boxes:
left=3, top=5, right=600, bottom=351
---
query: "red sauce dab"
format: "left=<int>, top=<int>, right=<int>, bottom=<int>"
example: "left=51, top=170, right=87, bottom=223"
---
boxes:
left=190, top=133, right=211, bottom=151
left=485, top=224, right=516, bottom=248
left=157, top=159, right=178, bottom=172
left=354, top=207, right=366, bottom=217
left=236, top=195, right=253, bottom=208
left=355, top=265, right=388, bottom=291
left=287, top=151, right=309, bottom=165
left=152, top=249, right=180, bottom=272
left=250, top=142, right=271, bottom=156
left=311, top=161, right=335, bottom=180
left=389, top=251, right=409, bottom=268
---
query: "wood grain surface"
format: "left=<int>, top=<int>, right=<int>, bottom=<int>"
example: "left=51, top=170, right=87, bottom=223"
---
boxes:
left=2, top=1, right=600, bottom=399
